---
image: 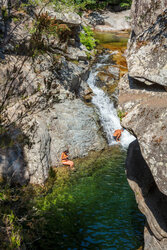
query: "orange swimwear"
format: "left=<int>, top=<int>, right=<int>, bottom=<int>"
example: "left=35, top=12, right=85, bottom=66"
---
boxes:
left=113, top=129, right=122, bottom=142
left=61, top=152, right=74, bottom=168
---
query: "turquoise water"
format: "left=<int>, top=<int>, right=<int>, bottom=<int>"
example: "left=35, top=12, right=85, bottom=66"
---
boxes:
left=48, top=148, right=145, bottom=249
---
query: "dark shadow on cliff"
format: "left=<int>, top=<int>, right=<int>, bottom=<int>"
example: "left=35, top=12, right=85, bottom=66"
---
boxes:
left=0, top=126, right=29, bottom=185
left=126, top=139, right=167, bottom=234
left=128, top=75, right=166, bottom=92
left=0, top=124, right=34, bottom=248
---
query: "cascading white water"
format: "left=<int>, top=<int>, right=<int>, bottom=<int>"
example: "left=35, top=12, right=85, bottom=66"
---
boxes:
left=87, top=54, right=135, bottom=149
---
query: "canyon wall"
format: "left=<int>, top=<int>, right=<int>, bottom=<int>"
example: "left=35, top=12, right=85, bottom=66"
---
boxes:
left=0, top=5, right=107, bottom=185
left=119, top=0, right=167, bottom=249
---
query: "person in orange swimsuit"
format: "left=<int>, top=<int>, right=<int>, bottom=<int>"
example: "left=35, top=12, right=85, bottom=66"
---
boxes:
left=61, top=150, right=74, bottom=169
left=113, top=128, right=124, bottom=142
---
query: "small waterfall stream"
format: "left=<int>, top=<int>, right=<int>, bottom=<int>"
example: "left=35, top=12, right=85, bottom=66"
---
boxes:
left=87, top=53, right=135, bottom=148
left=34, top=34, right=144, bottom=249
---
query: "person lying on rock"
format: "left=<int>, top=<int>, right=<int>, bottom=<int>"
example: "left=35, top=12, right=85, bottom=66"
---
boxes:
left=61, top=149, right=75, bottom=170
left=113, top=128, right=124, bottom=142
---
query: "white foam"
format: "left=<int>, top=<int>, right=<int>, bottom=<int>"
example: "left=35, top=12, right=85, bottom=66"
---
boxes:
left=87, top=56, right=135, bottom=149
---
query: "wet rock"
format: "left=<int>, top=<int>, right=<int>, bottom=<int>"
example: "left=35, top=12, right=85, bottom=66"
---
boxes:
left=83, top=93, right=93, bottom=102
left=82, top=87, right=94, bottom=102
left=95, top=65, right=119, bottom=90
left=107, top=66, right=120, bottom=80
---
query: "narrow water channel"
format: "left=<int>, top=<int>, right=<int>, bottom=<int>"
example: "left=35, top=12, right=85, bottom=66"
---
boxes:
left=44, top=32, right=145, bottom=249
left=69, top=32, right=144, bottom=249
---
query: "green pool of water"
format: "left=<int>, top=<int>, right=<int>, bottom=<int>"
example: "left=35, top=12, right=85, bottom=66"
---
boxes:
left=36, top=147, right=144, bottom=249
left=94, top=31, right=129, bottom=47
left=70, top=148, right=144, bottom=249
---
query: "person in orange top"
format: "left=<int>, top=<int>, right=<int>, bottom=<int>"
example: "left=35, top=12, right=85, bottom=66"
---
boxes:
left=113, top=128, right=124, bottom=142
left=61, top=149, right=74, bottom=169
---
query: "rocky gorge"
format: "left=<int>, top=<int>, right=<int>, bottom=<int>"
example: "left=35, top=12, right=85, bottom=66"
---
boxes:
left=0, top=0, right=167, bottom=249
left=118, top=0, right=167, bottom=249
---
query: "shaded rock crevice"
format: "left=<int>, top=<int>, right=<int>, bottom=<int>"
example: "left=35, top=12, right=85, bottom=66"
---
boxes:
left=128, top=76, right=166, bottom=92
left=126, top=140, right=167, bottom=246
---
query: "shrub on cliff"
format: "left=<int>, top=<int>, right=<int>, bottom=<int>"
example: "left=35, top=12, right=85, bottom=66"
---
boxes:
left=74, top=0, right=132, bottom=10
left=79, top=26, right=98, bottom=50
left=29, top=12, right=72, bottom=56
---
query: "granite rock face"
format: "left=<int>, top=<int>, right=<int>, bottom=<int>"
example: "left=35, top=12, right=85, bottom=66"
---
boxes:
left=82, top=10, right=131, bottom=32
left=40, top=8, right=82, bottom=27
left=130, top=0, right=167, bottom=36
left=119, top=1, right=167, bottom=249
left=24, top=118, right=51, bottom=184
left=128, top=8, right=167, bottom=87
left=0, top=4, right=107, bottom=185
left=46, top=99, right=106, bottom=166
left=119, top=0, right=167, bottom=250
left=94, top=10, right=131, bottom=32
left=119, top=76, right=167, bottom=250
left=17, top=99, right=106, bottom=184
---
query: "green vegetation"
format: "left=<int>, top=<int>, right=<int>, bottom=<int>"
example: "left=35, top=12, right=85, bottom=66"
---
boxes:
left=73, top=0, right=132, bottom=10
left=117, top=109, right=127, bottom=121
left=28, top=12, right=72, bottom=56
left=120, top=0, right=132, bottom=9
left=11, top=0, right=131, bottom=57
left=79, top=26, right=98, bottom=50
left=20, top=0, right=132, bottom=12
left=1, top=6, right=8, bottom=20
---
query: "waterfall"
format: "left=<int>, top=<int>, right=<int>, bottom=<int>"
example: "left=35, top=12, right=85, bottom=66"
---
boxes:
left=87, top=54, right=135, bottom=148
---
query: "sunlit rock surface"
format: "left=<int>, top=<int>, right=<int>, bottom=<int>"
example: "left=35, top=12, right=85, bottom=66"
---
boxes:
left=83, top=10, right=131, bottom=31
left=119, top=1, right=167, bottom=249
